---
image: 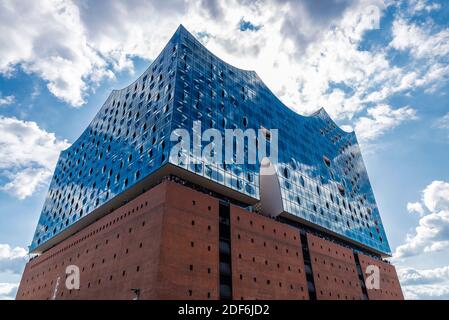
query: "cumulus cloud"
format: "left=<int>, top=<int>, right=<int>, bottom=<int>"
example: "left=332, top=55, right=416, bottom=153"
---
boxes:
left=0, top=0, right=189, bottom=106
left=1, top=167, right=54, bottom=200
left=387, top=15, right=449, bottom=94
left=0, top=244, right=27, bottom=300
left=398, top=265, right=449, bottom=299
left=0, top=283, right=19, bottom=300
left=390, top=17, right=449, bottom=60
left=395, top=211, right=449, bottom=258
left=395, top=182, right=449, bottom=299
left=0, top=116, right=70, bottom=199
left=422, top=181, right=449, bottom=212
left=0, top=243, right=27, bottom=275
left=279, top=0, right=354, bottom=54
left=353, top=104, right=417, bottom=142
left=395, top=181, right=449, bottom=258
left=407, top=202, right=425, bottom=216
left=0, top=0, right=117, bottom=106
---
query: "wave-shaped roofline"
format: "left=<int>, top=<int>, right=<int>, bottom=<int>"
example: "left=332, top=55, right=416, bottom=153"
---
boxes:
left=105, top=24, right=354, bottom=136
left=61, top=24, right=354, bottom=155
left=172, top=25, right=354, bottom=136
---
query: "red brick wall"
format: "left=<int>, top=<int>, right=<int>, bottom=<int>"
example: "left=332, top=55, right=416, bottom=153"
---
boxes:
left=16, top=180, right=403, bottom=300
left=154, top=182, right=220, bottom=299
left=230, top=206, right=308, bottom=300
left=16, top=181, right=219, bottom=300
left=357, top=253, right=404, bottom=300
left=307, top=234, right=363, bottom=300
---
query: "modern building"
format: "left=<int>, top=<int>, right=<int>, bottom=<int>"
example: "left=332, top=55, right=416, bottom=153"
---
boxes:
left=17, top=25, right=403, bottom=300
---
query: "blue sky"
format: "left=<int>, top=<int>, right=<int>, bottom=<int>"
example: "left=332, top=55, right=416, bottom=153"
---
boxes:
left=1, top=0, right=449, bottom=299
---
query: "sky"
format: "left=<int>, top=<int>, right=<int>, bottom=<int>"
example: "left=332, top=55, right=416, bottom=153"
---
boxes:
left=0, top=0, right=449, bottom=300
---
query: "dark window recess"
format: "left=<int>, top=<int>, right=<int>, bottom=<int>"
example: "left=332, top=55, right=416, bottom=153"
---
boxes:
left=219, top=201, right=232, bottom=300
left=354, top=253, right=369, bottom=300
left=220, top=284, right=232, bottom=300
left=220, top=262, right=231, bottom=276
left=300, top=230, right=317, bottom=300
left=219, top=240, right=231, bottom=255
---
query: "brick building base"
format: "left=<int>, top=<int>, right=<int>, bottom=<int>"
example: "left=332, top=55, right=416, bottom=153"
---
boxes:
left=17, top=180, right=403, bottom=300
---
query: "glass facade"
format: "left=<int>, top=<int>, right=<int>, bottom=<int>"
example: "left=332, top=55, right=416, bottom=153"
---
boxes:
left=30, top=25, right=391, bottom=256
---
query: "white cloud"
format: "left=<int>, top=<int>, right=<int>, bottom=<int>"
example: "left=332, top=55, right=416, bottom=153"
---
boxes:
left=0, top=93, right=15, bottom=106
left=0, top=0, right=189, bottom=107
left=0, top=116, right=70, bottom=199
left=395, top=181, right=449, bottom=259
left=406, top=0, right=442, bottom=14
left=396, top=211, right=449, bottom=258
left=0, top=283, right=19, bottom=300
left=0, top=0, right=114, bottom=106
left=0, top=243, right=27, bottom=274
left=407, top=202, right=425, bottom=216
left=390, top=18, right=449, bottom=60
left=0, top=244, right=27, bottom=300
left=353, top=104, right=417, bottom=142
left=398, top=265, right=449, bottom=299
left=422, top=181, right=449, bottom=212
left=387, top=16, right=449, bottom=94
left=1, top=167, right=53, bottom=199
left=0, top=244, right=26, bottom=260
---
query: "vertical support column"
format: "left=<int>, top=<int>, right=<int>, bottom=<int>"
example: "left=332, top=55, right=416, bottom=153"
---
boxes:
left=300, top=230, right=317, bottom=300
left=219, top=201, right=233, bottom=300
